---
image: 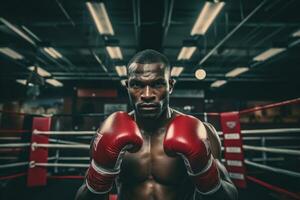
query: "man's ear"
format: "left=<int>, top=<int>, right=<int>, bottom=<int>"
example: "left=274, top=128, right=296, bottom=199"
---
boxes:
left=169, top=78, right=176, bottom=94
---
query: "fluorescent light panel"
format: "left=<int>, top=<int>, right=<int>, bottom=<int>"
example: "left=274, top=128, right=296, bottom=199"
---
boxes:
left=16, top=79, right=27, bottom=85
left=0, top=48, right=24, bottom=60
left=106, top=46, right=123, bottom=59
left=177, top=47, right=196, bottom=60
left=211, top=80, right=227, bottom=88
left=191, top=2, right=225, bottom=35
left=171, top=66, right=184, bottom=77
left=43, top=47, right=62, bottom=59
left=86, top=2, right=114, bottom=35
left=46, top=79, right=63, bottom=87
left=225, top=67, right=249, bottom=77
left=28, top=66, right=51, bottom=77
left=115, top=65, right=127, bottom=77
left=253, top=48, right=286, bottom=62
left=0, top=18, right=36, bottom=46
left=292, top=30, right=300, bottom=37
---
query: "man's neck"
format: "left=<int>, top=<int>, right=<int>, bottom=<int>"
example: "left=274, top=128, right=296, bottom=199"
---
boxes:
left=135, top=107, right=172, bottom=133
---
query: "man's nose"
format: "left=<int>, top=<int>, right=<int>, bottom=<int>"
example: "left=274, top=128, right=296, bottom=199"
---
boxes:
left=141, top=86, right=155, bottom=102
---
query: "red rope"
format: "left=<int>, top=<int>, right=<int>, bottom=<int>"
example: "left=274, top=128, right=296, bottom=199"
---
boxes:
left=48, top=175, right=84, bottom=180
left=247, top=176, right=300, bottom=200
left=240, top=98, right=300, bottom=115
left=0, top=172, right=27, bottom=181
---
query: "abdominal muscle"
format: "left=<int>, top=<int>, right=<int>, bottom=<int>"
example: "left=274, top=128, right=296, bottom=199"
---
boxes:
left=117, top=129, right=194, bottom=200
left=118, top=178, right=186, bottom=200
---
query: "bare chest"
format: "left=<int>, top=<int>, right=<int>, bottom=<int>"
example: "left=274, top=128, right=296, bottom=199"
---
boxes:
left=119, top=128, right=187, bottom=185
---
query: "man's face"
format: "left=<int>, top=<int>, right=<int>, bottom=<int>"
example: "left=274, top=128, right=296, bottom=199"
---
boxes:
left=126, top=62, right=174, bottom=119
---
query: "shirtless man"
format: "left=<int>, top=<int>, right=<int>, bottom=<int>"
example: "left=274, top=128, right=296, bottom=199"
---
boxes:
left=75, top=49, right=238, bottom=200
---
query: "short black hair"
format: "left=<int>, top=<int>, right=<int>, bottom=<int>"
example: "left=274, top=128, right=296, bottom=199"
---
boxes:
left=127, top=49, right=170, bottom=74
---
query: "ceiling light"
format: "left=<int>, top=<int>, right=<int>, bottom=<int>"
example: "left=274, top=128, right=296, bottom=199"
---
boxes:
left=191, top=1, right=225, bottom=35
left=253, top=48, right=286, bottom=62
left=16, top=79, right=27, bottom=85
left=225, top=67, right=249, bottom=77
left=86, top=2, right=114, bottom=35
left=43, top=47, right=62, bottom=59
left=0, top=48, right=24, bottom=60
left=211, top=80, right=227, bottom=88
left=46, top=79, right=63, bottom=87
left=115, top=65, right=127, bottom=77
left=171, top=66, right=184, bottom=77
left=292, top=29, right=300, bottom=37
left=195, top=69, right=206, bottom=80
left=0, top=18, right=36, bottom=46
left=106, top=46, right=123, bottom=59
left=177, top=47, right=197, bottom=60
left=28, top=66, right=51, bottom=77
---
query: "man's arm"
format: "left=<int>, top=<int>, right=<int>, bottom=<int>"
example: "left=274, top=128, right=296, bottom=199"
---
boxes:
left=193, top=123, right=238, bottom=200
left=75, top=112, right=143, bottom=200
left=75, top=134, right=109, bottom=200
left=75, top=184, right=108, bottom=200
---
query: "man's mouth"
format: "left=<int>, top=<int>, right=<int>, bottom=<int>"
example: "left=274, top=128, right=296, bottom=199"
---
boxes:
left=138, top=103, right=160, bottom=110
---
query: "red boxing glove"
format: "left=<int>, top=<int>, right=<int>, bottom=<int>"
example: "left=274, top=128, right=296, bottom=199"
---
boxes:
left=86, top=112, right=143, bottom=194
left=164, top=115, right=221, bottom=194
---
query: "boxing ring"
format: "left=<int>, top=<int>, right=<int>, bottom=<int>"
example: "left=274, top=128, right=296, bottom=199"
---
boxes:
left=0, top=98, right=299, bottom=199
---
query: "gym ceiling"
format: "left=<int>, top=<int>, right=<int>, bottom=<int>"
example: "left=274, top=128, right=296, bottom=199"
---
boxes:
left=0, top=0, right=299, bottom=99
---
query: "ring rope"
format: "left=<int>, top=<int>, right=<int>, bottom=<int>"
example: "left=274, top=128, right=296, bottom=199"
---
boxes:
left=0, top=143, right=30, bottom=148
left=33, top=130, right=96, bottom=135
left=241, top=128, right=300, bottom=134
left=32, top=143, right=89, bottom=149
left=243, top=145, right=300, bottom=156
left=247, top=175, right=300, bottom=200
left=0, top=161, right=29, bottom=169
left=239, top=98, right=300, bottom=115
left=49, top=138, right=89, bottom=145
left=0, top=172, right=27, bottom=181
left=244, top=160, right=300, bottom=178
left=35, top=162, right=89, bottom=168
left=48, top=156, right=90, bottom=161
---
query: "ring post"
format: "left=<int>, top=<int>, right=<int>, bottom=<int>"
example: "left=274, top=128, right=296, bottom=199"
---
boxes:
left=27, top=117, right=51, bottom=187
left=220, top=112, right=247, bottom=188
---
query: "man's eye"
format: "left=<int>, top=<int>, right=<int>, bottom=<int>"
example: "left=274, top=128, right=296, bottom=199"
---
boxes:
left=153, top=82, right=165, bottom=88
left=130, top=83, right=142, bottom=88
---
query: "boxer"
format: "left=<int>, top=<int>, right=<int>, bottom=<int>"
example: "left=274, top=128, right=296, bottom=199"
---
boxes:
left=75, top=49, right=238, bottom=200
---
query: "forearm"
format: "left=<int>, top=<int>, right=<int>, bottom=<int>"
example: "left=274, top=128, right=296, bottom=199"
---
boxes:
left=194, top=179, right=238, bottom=200
left=75, top=183, right=109, bottom=200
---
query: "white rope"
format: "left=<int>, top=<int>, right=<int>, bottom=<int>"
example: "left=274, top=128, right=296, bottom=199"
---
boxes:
left=218, top=128, right=300, bottom=136
left=242, top=136, right=300, bottom=141
left=35, top=162, right=89, bottom=168
left=244, top=159, right=300, bottom=178
left=49, top=138, right=89, bottom=146
left=241, top=128, right=300, bottom=134
left=48, top=156, right=90, bottom=161
left=251, top=157, right=285, bottom=162
left=0, top=143, right=30, bottom=148
left=0, top=161, right=29, bottom=169
left=32, top=143, right=89, bottom=149
left=33, top=130, right=96, bottom=135
left=243, top=145, right=300, bottom=156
